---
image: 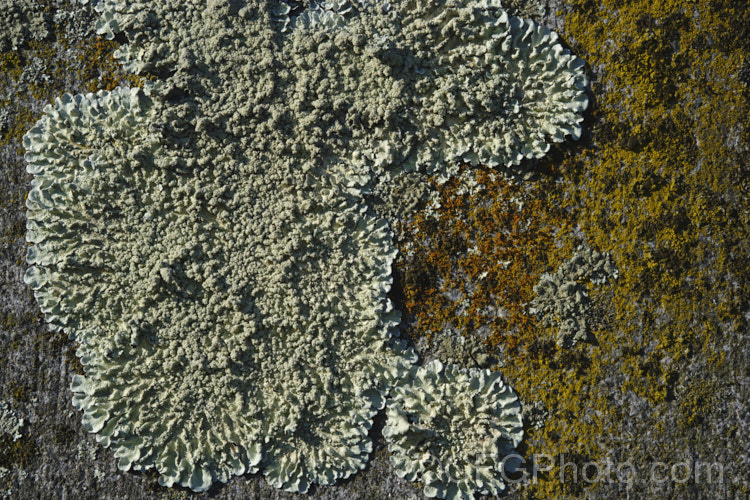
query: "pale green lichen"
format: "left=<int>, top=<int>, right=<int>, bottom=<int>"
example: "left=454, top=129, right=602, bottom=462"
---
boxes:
left=0, top=0, right=50, bottom=52
left=18, top=57, right=51, bottom=87
left=75, top=439, right=98, bottom=463
left=93, top=0, right=588, bottom=178
left=273, top=0, right=369, bottom=32
left=0, top=402, right=23, bottom=443
left=396, top=0, right=589, bottom=169
left=23, top=0, right=589, bottom=493
left=520, top=399, right=547, bottom=430
left=53, top=0, right=100, bottom=42
left=383, top=361, right=523, bottom=500
left=433, top=329, right=494, bottom=369
left=530, top=246, right=619, bottom=347
left=25, top=85, right=414, bottom=492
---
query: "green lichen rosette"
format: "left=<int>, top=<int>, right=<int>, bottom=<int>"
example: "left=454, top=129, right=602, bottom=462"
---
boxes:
left=383, top=360, right=524, bottom=499
left=23, top=84, right=414, bottom=493
left=530, top=246, right=618, bottom=347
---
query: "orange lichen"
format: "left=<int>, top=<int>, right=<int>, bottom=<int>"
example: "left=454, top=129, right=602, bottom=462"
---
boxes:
left=394, top=165, right=576, bottom=360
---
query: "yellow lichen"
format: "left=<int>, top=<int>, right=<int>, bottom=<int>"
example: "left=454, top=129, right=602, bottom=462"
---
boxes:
left=395, top=1, right=748, bottom=496
left=514, top=0, right=748, bottom=496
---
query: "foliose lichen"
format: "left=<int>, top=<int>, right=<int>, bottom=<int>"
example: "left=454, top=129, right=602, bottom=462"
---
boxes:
left=22, top=0, right=590, bottom=493
left=272, top=0, right=369, bottom=32
left=0, top=402, right=23, bottom=443
left=0, top=109, right=10, bottom=133
left=433, top=329, right=494, bottom=369
left=93, top=0, right=587, bottom=178
left=0, top=0, right=50, bottom=52
left=383, top=360, right=523, bottom=500
left=529, top=246, right=618, bottom=347
left=520, top=398, right=547, bottom=430
left=18, top=57, right=51, bottom=87
left=54, top=0, right=100, bottom=42
left=24, top=83, right=414, bottom=492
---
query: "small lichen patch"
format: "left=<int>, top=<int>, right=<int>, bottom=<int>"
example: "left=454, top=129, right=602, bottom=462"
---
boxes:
left=76, top=439, right=97, bottom=463
left=433, top=328, right=494, bottom=369
left=0, top=401, right=36, bottom=471
left=530, top=246, right=618, bottom=347
left=18, top=57, right=51, bottom=87
left=384, top=361, right=523, bottom=500
left=520, top=399, right=548, bottom=430
left=0, top=402, right=22, bottom=442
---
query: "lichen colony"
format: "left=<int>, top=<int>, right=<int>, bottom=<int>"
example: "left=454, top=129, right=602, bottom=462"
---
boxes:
left=384, top=361, right=523, bottom=500
left=22, top=0, right=588, bottom=495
